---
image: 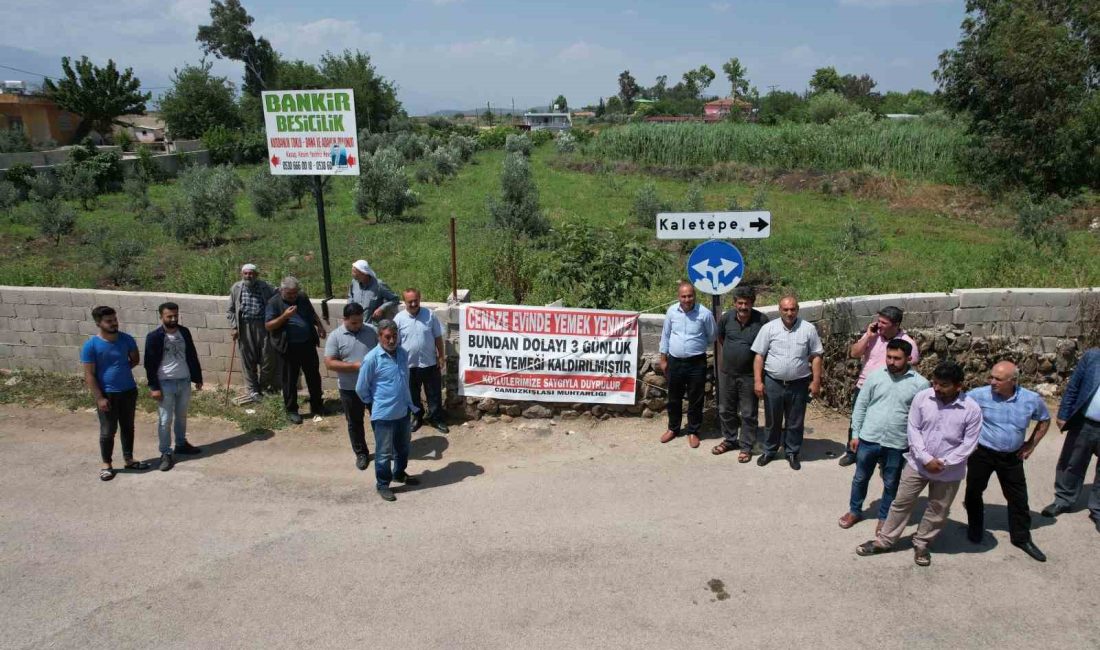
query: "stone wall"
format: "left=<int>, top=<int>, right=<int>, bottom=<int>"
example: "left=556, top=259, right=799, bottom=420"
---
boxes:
left=1, top=286, right=1096, bottom=419
left=0, top=148, right=210, bottom=180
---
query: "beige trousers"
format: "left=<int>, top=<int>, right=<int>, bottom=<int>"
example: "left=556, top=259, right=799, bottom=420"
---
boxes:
left=876, top=464, right=961, bottom=552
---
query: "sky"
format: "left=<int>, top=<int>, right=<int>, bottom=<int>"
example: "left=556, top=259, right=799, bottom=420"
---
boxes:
left=0, top=0, right=967, bottom=115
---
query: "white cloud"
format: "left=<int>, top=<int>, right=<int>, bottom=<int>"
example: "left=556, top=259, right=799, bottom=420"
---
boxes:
left=782, top=44, right=820, bottom=67
left=260, top=18, right=383, bottom=60
left=441, top=37, right=524, bottom=58
left=556, top=41, right=624, bottom=64
left=709, top=2, right=732, bottom=13
left=169, top=0, right=209, bottom=24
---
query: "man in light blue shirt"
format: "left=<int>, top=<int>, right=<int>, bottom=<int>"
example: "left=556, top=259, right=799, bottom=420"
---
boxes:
left=839, top=339, right=929, bottom=532
left=657, top=281, right=717, bottom=449
left=395, top=288, right=448, bottom=434
left=356, top=319, right=420, bottom=502
left=964, top=361, right=1050, bottom=561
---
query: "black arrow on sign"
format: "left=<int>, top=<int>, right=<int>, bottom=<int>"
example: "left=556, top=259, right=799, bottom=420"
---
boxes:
left=749, top=217, right=769, bottom=232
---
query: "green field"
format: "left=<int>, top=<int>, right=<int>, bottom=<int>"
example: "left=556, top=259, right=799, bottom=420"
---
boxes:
left=1, top=144, right=1097, bottom=312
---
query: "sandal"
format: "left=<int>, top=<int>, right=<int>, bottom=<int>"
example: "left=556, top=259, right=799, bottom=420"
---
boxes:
left=123, top=460, right=150, bottom=470
left=99, top=468, right=115, bottom=481
left=737, top=451, right=752, bottom=463
left=711, top=441, right=736, bottom=455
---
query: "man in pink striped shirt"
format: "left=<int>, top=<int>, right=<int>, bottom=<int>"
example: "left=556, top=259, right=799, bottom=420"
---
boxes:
left=855, top=360, right=983, bottom=567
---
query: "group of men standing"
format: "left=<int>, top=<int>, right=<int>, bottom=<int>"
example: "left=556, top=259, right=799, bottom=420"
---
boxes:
left=82, top=258, right=448, bottom=501
left=659, top=281, right=1100, bottom=565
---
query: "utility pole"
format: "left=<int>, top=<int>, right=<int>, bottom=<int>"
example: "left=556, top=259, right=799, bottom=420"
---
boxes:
left=767, top=84, right=779, bottom=95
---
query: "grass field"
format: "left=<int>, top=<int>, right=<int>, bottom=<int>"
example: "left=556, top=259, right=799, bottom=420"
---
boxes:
left=1, top=144, right=1097, bottom=312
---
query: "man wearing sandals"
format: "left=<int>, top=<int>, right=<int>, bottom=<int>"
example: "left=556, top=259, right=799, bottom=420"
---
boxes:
left=856, top=361, right=982, bottom=567
left=81, top=306, right=149, bottom=480
left=838, top=340, right=928, bottom=534
left=712, top=286, right=767, bottom=462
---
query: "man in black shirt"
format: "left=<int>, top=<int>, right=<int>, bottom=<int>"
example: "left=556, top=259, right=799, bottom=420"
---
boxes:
left=712, top=286, right=768, bottom=462
left=265, top=276, right=327, bottom=424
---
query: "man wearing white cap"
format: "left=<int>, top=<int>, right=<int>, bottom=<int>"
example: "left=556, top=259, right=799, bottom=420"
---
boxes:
left=348, top=260, right=398, bottom=323
left=227, top=263, right=278, bottom=401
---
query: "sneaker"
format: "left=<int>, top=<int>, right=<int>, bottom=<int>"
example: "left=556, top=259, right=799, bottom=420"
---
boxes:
left=174, top=441, right=201, bottom=455
left=838, top=454, right=856, bottom=467
left=159, top=454, right=174, bottom=471
left=433, top=420, right=450, bottom=434
left=393, top=472, right=420, bottom=486
left=356, top=453, right=369, bottom=471
left=287, top=412, right=303, bottom=425
left=377, top=486, right=396, bottom=501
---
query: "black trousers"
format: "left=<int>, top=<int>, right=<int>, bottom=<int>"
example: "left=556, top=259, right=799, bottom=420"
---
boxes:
left=666, top=355, right=707, bottom=435
left=280, top=342, right=324, bottom=415
left=98, top=388, right=138, bottom=463
left=338, top=389, right=369, bottom=457
left=964, top=444, right=1032, bottom=544
left=409, top=365, right=444, bottom=424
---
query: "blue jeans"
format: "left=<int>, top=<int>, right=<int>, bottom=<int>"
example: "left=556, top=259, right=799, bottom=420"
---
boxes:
left=157, top=379, right=192, bottom=455
left=848, top=438, right=906, bottom=519
left=372, top=414, right=411, bottom=488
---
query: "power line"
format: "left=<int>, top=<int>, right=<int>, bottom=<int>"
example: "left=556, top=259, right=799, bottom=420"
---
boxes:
left=0, top=63, right=170, bottom=90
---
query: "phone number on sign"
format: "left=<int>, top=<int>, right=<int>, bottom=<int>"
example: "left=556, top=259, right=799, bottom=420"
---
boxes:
left=281, top=160, right=334, bottom=171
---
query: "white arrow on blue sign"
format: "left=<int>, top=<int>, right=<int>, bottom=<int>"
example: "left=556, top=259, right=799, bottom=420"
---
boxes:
left=687, top=240, right=744, bottom=295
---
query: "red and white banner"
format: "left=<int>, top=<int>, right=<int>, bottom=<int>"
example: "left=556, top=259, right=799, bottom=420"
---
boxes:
left=458, top=304, right=639, bottom=405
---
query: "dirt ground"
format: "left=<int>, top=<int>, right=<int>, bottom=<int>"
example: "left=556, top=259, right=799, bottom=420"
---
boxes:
left=1, top=402, right=1098, bottom=649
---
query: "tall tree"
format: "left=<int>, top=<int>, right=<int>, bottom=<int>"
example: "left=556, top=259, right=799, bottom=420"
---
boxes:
left=42, top=56, right=150, bottom=143
left=274, top=59, right=326, bottom=89
left=158, top=60, right=240, bottom=139
left=553, top=95, right=568, bottom=111
left=618, top=70, right=640, bottom=110
left=840, top=73, right=876, bottom=101
left=681, top=65, right=716, bottom=98
left=319, top=50, right=402, bottom=132
left=196, top=0, right=276, bottom=96
left=595, top=96, right=605, bottom=117
left=809, top=66, right=844, bottom=95
left=935, top=0, right=1099, bottom=192
left=649, top=75, right=669, bottom=100
left=721, top=57, right=750, bottom=99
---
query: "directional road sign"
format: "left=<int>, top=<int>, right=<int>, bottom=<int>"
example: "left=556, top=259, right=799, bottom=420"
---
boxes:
left=687, top=240, right=744, bottom=295
left=656, top=211, right=771, bottom=240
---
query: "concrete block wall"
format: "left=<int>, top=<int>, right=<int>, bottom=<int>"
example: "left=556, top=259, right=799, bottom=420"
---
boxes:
left=0, top=285, right=1095, bottom=397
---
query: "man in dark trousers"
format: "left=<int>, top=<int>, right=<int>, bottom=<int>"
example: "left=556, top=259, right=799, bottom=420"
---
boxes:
left=265, top=276, right=327, bottom=425
left=657, top=281, right=717, bottom=449
left=227, top=263, right=278, bottom=402
left=712, top=286, right=767, bottom=462
left=143, top=302, right=204, bottom=471
left=81, top=306, right=148, bottom=481
left=1042, top=347, right=1100, bottom=534
left=963, top=361, right=1049, bottom=561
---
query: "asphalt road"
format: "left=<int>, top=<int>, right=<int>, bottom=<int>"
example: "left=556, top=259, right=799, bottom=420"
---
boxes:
left=1, top=404, right=1097, bottom=649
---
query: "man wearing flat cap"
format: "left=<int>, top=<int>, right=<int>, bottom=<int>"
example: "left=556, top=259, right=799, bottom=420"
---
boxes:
left=348, top=260, right=398, bottom=324
left=227, top=263, right=279, bottom=401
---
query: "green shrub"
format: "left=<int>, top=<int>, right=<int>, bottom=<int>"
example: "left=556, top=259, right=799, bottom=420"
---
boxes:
left=34, top=198, right=77, bottom=244
left=683, top=182, right=705, bottom=212
left=505, top=134, right=533, bottom=156
left=392, top=132, right=429, bottom=162
left=158, top=164, right=242, bottom=245
left=0, top=180, right=19, bottom=212
left=428, top=147, right=459, bottom=182
left=529, top=129, right=553, bottom=146
left=547, top=222, right=671, bottom=309
left=555, top=132, right=577, bottom=154
left=26, top=173, right=59, bottom=202
left=59, top=163, right=100, bottom=210
left=632, top=182, right=667, bottom=227
left=202, top=126, right=266, bottom=164
left=248, top=169, right=292, bottom=219
left=0, top=128, right=31, bottom=153
left=807, top=91, right=861, bottom=124
left=488, top=152, right=548, bottom=237
left=4, top=163, right=36, bottom=197
left=477, top=125, right=514, bottom=149
left=448, top=134, right=478, bottom=162
left=134, top=145, right=165, bottom=182
left=355, top=147, right=418, bottom=222
left=65, top=140, right=123, bottom=193
left=122, top=175, right=150, bottom=214
left=114, top=129, right=134, bottom=152
left=1015, top=197, right=1069, bottom=254
left=413, top=165, right=433, bottom=185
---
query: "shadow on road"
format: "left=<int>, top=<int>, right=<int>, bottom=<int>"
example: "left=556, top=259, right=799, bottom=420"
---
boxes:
left=410, top=434, right=449, bottom=461
left=133, top=428, right=276, bottom=469
left=399, top=460, right=485, bottom=493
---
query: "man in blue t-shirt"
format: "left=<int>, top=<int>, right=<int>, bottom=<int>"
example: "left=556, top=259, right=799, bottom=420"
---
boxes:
left=963, top=360, right=1050, bottom=562
left=80, top=305, right=148, bottom=481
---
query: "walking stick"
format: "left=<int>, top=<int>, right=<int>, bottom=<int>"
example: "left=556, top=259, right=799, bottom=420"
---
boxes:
left=224, top=344, right=236, bottom=406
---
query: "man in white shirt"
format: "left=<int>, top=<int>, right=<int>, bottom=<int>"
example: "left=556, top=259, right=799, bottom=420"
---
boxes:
left=395, top=288, right=448, bottom=433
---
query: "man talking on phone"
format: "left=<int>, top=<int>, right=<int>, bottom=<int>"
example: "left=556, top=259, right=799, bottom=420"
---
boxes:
left=840, top=306, right=919, bottom=467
